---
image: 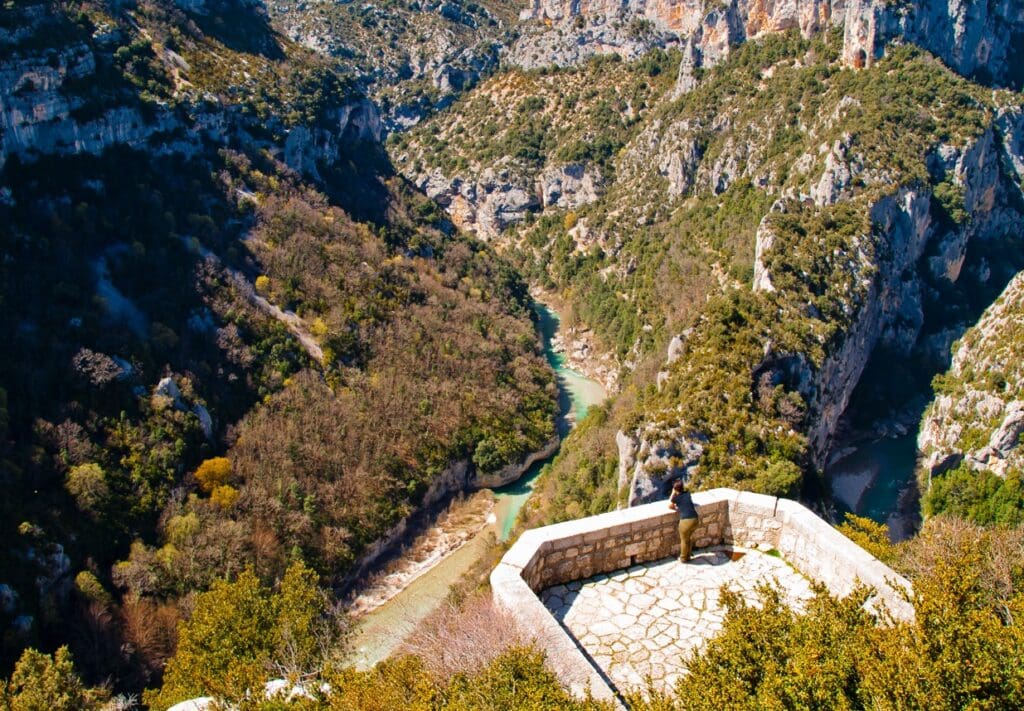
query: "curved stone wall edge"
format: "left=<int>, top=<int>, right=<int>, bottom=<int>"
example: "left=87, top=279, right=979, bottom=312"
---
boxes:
left=491, top=488, right=914, bottom=699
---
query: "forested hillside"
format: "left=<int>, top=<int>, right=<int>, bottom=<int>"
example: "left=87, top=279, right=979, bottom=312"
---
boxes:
left=0, top=0, right=554, bottom=694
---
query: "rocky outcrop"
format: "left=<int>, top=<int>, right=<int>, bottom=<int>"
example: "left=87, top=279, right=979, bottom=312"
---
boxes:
left=620, top=89, right=868, bottom=204
left=550, top=323, right=621, bottom=392
left=414, top=162, right=607, bottom=240
left=283, top=100, right=382, bottom=179
left=153, top=377, right=215, bottom=440
left=519, top=0, right=839, bottom=35
left=752, top=204, right=782, bottom=293
left=655, top=331, right=689, bottom=390
left=537, top=163, right=606, bottom=210
left=616, top=424, right=706, bottom=505
left=416, top=167, right=539, bottom=239
left=810, top=133, right=862, bottom=205
left=919, top=272, right=1024, bottom=480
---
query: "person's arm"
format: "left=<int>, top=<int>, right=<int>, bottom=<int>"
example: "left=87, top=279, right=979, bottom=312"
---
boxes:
left=669, top=492, right=678, bottom=510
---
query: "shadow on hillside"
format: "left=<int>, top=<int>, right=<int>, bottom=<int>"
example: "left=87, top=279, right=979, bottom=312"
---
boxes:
left=187, top=0, right=285, bottom=60
left=321, top=139, right=394, bottom=225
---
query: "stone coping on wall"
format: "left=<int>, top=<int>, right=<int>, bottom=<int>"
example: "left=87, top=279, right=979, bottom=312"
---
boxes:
left=491, top=488, right=914, bottom=702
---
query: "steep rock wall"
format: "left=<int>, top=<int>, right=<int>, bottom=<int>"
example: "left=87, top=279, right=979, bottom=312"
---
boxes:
left=0, top=40, right=176, bottom=172
left=414, top=163, right=607, bottom=240
left=843, top=0, right=1024, bottom=87
left=513, top=0, right=843, bottom=74
left=0, top=4, right=381, bottom=179
left=752, top=117, right=1024, bottom=467
left=918, top=272, right=1024, bottom=479
left=515, top=0, right=1024, bottom=89
left=619, top=109, right=1024, bottom=502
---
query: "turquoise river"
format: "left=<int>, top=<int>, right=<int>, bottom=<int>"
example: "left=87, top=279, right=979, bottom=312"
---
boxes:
left=348, top=304, right=606, bottom=668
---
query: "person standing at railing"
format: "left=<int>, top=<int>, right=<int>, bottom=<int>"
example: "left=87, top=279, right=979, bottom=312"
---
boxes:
left=669, top=479, right=698, bottom=563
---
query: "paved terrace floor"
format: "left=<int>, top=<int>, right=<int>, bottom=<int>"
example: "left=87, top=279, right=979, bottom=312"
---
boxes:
left=540, top=546, right=814, bottom=694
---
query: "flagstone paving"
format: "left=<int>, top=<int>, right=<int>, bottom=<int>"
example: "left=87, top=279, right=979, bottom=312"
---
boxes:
left=539, top=546, right=815, bottom=694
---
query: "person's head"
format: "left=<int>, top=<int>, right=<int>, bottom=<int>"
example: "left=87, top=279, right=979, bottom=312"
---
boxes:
left=672, top=479, right=685, bottom=493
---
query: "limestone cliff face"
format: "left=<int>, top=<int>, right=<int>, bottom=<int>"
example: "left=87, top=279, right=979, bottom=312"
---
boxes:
left=516, top=0, right=1023, bottom=90
left=513, top=0, right=842, bottom=74
left=619, top=106, right=1024, bottom=502
left=0, top=4, right=381, bottom=179
left=843, top=0, right=1024, bottom=87
left=412, top=162, right=606, bottom=240
left=416, top=167, right=540, bottom=239
left=918, top=272, right=1024, bottom=480
left=0, top=38, right=175, bottom=172
left=282, top=100, right=383, bottom=179
left=799, top=187, right=935, bottom=462
left=616, top=422, right=706, bottom=505
left=750, top=115, right=1024, bottom=467
left=520, top=0, right=839, bottom=35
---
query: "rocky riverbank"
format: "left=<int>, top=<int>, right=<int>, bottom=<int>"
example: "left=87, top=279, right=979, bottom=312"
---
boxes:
left=344, top=303, right=608, bottom=666
left=345, top=492, right=496, bottom=618
left=532, top=290, right=621, bottom=394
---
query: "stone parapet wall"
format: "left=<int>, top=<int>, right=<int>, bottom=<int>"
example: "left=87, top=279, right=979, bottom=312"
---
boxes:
left=492, top=488, right=913, bottom=701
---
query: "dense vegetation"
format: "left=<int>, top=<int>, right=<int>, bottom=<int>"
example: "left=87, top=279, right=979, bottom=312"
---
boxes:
left=924, top=465, right=1024, bottom=526
left=920, top=273, right=1024, bottom=525
left=9, top=516, right=1023, bottom=710
left=0, top=0, right=555, bottom=695
left=638, top=517, right=1024, bottom=710
left=393, top=50, right=679, bottom=179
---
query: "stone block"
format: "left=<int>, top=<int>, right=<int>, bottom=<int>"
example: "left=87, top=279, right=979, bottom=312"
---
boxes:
left=732, top=490, right=778, bottom=513
left=550, top=533, right=585, bottom=551
left=623, top=542, right=643, bottom=557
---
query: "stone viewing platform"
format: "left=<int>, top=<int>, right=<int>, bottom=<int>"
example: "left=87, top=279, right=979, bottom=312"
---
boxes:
left=491, top=489, right=913, bottom=702
left=542, top=546, right=814, bottom=693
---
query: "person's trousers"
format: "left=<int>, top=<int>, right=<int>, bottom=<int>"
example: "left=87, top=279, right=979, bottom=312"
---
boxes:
left=678, top=517, right=698, bottom=561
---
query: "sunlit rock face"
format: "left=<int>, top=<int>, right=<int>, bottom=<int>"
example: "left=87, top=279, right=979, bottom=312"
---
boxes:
left=515, top=0, right=1023, bottom=89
